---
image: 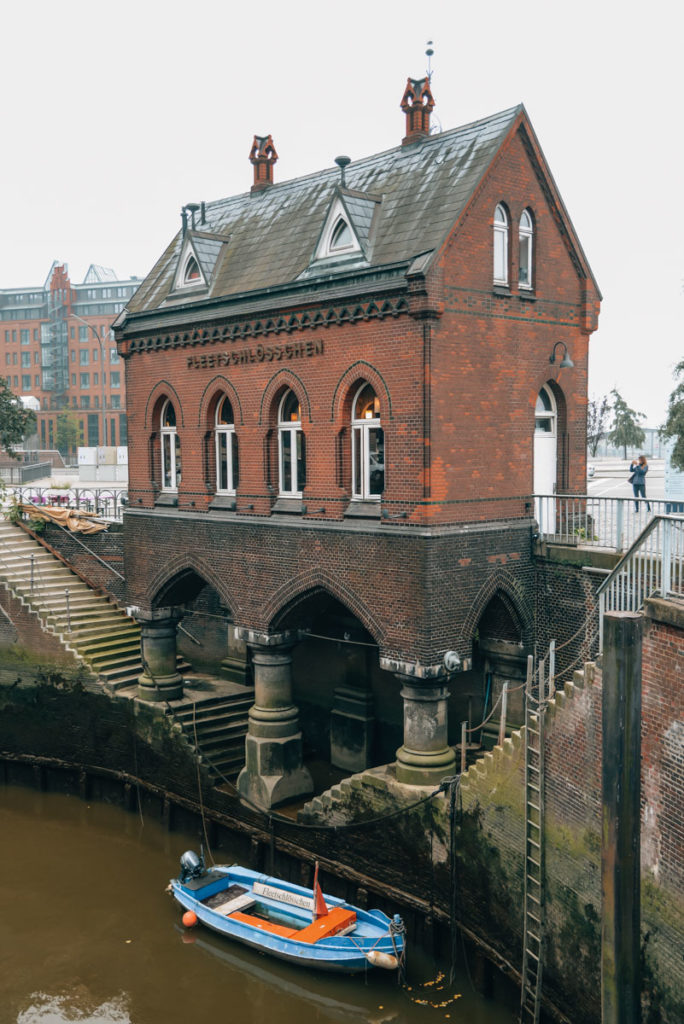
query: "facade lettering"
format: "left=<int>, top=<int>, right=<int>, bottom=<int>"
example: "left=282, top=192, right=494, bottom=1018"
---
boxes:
left=186, top=338, right=324, bottom=370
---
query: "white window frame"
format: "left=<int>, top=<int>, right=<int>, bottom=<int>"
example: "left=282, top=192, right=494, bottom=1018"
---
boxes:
left=314, top=197, right=361, bottom=261
left=215, top=396, right=237, bottom=495
left=278, top=390, right=305, bottom=497
left=534, top=385, right=556, bottom=435
left=519, top=209, right=533, bottom=289
left=351, top=383, right=383, bottom=500
left=493, top=204, right=509, bottom=285
left=161, top=399, right=181, bottom=491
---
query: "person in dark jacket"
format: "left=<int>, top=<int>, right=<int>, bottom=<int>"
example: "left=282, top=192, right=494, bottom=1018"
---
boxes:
left=630, top=454, right=651, bottom=511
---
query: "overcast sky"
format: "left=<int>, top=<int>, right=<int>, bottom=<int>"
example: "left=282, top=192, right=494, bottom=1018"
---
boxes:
left=1, top=0, right=681, bottom=426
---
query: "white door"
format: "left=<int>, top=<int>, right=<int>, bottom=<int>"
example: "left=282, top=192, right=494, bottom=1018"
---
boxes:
left=534, top=385, right=557, bottom=532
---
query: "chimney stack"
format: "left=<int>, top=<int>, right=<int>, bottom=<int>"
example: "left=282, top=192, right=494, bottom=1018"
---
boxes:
left=250, top=134, right=278, bottom=193
left=400, top=77, right=435, bottom=145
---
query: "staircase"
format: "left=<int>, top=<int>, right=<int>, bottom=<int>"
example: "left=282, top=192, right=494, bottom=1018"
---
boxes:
left=168, top=689, right=254, bottom=782
left=0, top=518, right=187, bottom=693
left=0, top=518, right=252, bottom=778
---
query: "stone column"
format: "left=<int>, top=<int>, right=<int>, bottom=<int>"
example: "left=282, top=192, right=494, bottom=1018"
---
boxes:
left=136, top=607, right=184, bottom=702
left=237, top=629, right=313, bottom=809
left=395, top=672, right=456, bottom=785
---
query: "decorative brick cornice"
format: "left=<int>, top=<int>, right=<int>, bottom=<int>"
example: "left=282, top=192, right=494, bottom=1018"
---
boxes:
left=123, top=296, right=410, bottom=357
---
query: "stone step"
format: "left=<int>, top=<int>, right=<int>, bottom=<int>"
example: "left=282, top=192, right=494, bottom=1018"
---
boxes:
left=87, top=650, right=143, bottom=671
left=172, top=695, right=254, bottom=723
left=79, top=635, right=141, bottom=656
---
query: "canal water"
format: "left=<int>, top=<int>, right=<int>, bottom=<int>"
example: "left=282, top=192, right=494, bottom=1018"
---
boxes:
left=1, top=785, right=516, bottom=1024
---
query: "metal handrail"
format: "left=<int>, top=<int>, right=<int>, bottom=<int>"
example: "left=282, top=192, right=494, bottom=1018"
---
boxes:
left=1, top=485, right=128, bottom=521
left=596, top=515, right=684, bottom=651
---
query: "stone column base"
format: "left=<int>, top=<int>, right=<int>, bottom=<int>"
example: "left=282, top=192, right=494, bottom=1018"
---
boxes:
left=395, top=744, right=456, bottom=786
left=238, top=732, right=313, bottom=809
left=137, top=670, right=183, bottom=702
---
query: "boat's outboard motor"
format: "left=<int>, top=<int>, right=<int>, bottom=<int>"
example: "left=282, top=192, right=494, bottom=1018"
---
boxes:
left=179, top=849, right=205, bottom=883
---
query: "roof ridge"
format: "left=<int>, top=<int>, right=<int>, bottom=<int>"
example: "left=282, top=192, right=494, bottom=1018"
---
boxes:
left=205, top=104, right=523, bottom=213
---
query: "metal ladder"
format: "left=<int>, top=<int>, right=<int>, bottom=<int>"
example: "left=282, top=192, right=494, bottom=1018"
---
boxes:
left=519, top=645, right=553, bottom=1023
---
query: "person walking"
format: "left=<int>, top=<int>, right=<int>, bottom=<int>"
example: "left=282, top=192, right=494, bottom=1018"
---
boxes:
left=629, top=454, right=651, bottom=511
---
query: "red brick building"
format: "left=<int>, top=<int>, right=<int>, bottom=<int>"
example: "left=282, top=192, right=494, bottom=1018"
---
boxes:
left=116, top=79, right=600, bottom=806
left=0, top=262, right=138, bottom=454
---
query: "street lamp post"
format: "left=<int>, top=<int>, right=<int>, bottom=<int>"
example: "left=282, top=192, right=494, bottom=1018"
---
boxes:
left=70, top=312, right=107, bottom=447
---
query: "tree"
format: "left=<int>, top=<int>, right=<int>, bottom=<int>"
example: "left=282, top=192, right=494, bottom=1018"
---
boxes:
left=587, top=394, right=611, bottom=457
left=661, top=358, right=684, bottom=471
left=56, top=411, right=80, bottom=456
left=0, top=377, right=36, bottom=457
left=608, top=388, right=645, bottom=458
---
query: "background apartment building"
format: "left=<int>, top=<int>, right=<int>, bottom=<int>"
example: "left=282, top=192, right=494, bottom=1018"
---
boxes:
left=0, top=262, right=139, bottom=457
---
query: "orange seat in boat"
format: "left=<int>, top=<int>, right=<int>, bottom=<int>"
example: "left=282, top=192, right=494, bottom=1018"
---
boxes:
left=228, top=911, right=297, bottom=938
left=293, top=907, right=357, bottom=944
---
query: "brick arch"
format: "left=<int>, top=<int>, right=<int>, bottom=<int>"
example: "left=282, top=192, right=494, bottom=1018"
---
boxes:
left=258, top=370, right=312, bottom=426
left=143, top=379, right=185, bottom=430
left=461, top=569, right=533, bottom=649
left=330, top=361, right=393, bottom=423
left=263, top=568, right=385, bottom=647
left=145, top=552, right=239, bottom=619
left=197, top=375, right=244, bottom=427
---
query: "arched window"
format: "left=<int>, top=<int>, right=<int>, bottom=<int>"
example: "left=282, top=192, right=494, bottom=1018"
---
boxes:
left=278, top=389, right=305, bottom=496
left=330, top=218, right=353, bottom=252
left=352, top=382, right=384, bottom=499
left=519, top=209, right=533, bottom=288
left=493, top=204, right=509, bottom=285
left=215, top=396, right=238, bottom=494
left=535, top=385, right=556, bottom=434
left=161, top=399, right=181, bottom=491
left=184, top=256, right=201, bottom=283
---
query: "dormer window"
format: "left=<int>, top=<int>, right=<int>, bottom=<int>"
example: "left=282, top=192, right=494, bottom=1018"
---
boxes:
left=313, top=197, right=363, bottom=262
left=171, top=241, right=209, bottom=294
left=330, top=218, right=353, bottom=252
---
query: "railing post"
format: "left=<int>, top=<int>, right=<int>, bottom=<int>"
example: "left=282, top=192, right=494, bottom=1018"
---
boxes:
left=548, top=640, right=556, bottom=699
left=65, top=588, right=71, bottom=632
left=461, top=720, right=467, bottom=775
left=599, top=592, right=605, bottom=654
left=498, top=681, right=509, bottom=747
left=661, top=519, right=672, bottom=597
left=30, top=554, right=34, bottom=593
left=616, top=499, right=625, bottom=553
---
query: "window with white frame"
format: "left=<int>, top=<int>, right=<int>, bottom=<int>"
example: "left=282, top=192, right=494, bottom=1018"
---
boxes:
left=352, top=382, right=384, bottom=499
left=161, top=399, right=181, bottom=491
left=278, top=389, right=305, bottom=496
left=493, top=204, right=509, bottom=285
left=535, top=385, right=556, bottom=434
left=215, top=396, right=238, bottom=494
left=519, top=209, right=534, bottom=289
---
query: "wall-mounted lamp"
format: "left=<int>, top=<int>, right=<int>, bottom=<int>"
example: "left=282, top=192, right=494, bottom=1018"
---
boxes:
left=549, top=341, right=574, bottom=368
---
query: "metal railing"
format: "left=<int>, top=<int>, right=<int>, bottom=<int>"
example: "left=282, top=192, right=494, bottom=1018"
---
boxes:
left=535, top=494, right=682, bottom=553
left=1, top=485, right=128, bottom=521
left=596, top=515, right=684, bottom=650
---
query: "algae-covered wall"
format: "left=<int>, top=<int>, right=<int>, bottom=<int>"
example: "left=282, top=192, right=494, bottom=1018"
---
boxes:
left=460, top=669, right=603, bottom=1022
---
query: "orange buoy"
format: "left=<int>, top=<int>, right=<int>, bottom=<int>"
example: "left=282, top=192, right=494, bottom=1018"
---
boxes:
left=182, top=911, right=198, bottom=928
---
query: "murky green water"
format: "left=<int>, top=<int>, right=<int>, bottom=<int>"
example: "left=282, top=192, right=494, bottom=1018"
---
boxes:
left=0, top=786, right=516, bottom=1023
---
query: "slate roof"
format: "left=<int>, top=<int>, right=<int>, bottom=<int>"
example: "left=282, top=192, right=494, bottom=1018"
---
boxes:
left=124, top=105, right=528, bottom=319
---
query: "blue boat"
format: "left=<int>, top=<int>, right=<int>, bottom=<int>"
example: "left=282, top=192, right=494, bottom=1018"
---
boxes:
left=168, top=850, right=406, bottom=974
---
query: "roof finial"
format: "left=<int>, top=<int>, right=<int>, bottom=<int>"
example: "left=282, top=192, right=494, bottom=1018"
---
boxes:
left=425, top=40, right=434, bottom=84
left=335, top=155, right=351, bottom=187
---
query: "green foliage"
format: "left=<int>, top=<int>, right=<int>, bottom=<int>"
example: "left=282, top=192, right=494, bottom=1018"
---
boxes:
left=0, top=376, right=36, bottom=457
left=660, top=358, right=684, bottom=471
left=587, top=394, right=612, bottom=457
left=608, top=388, right=646, bottom=458
left=55, top=412, right=80, bottom=456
